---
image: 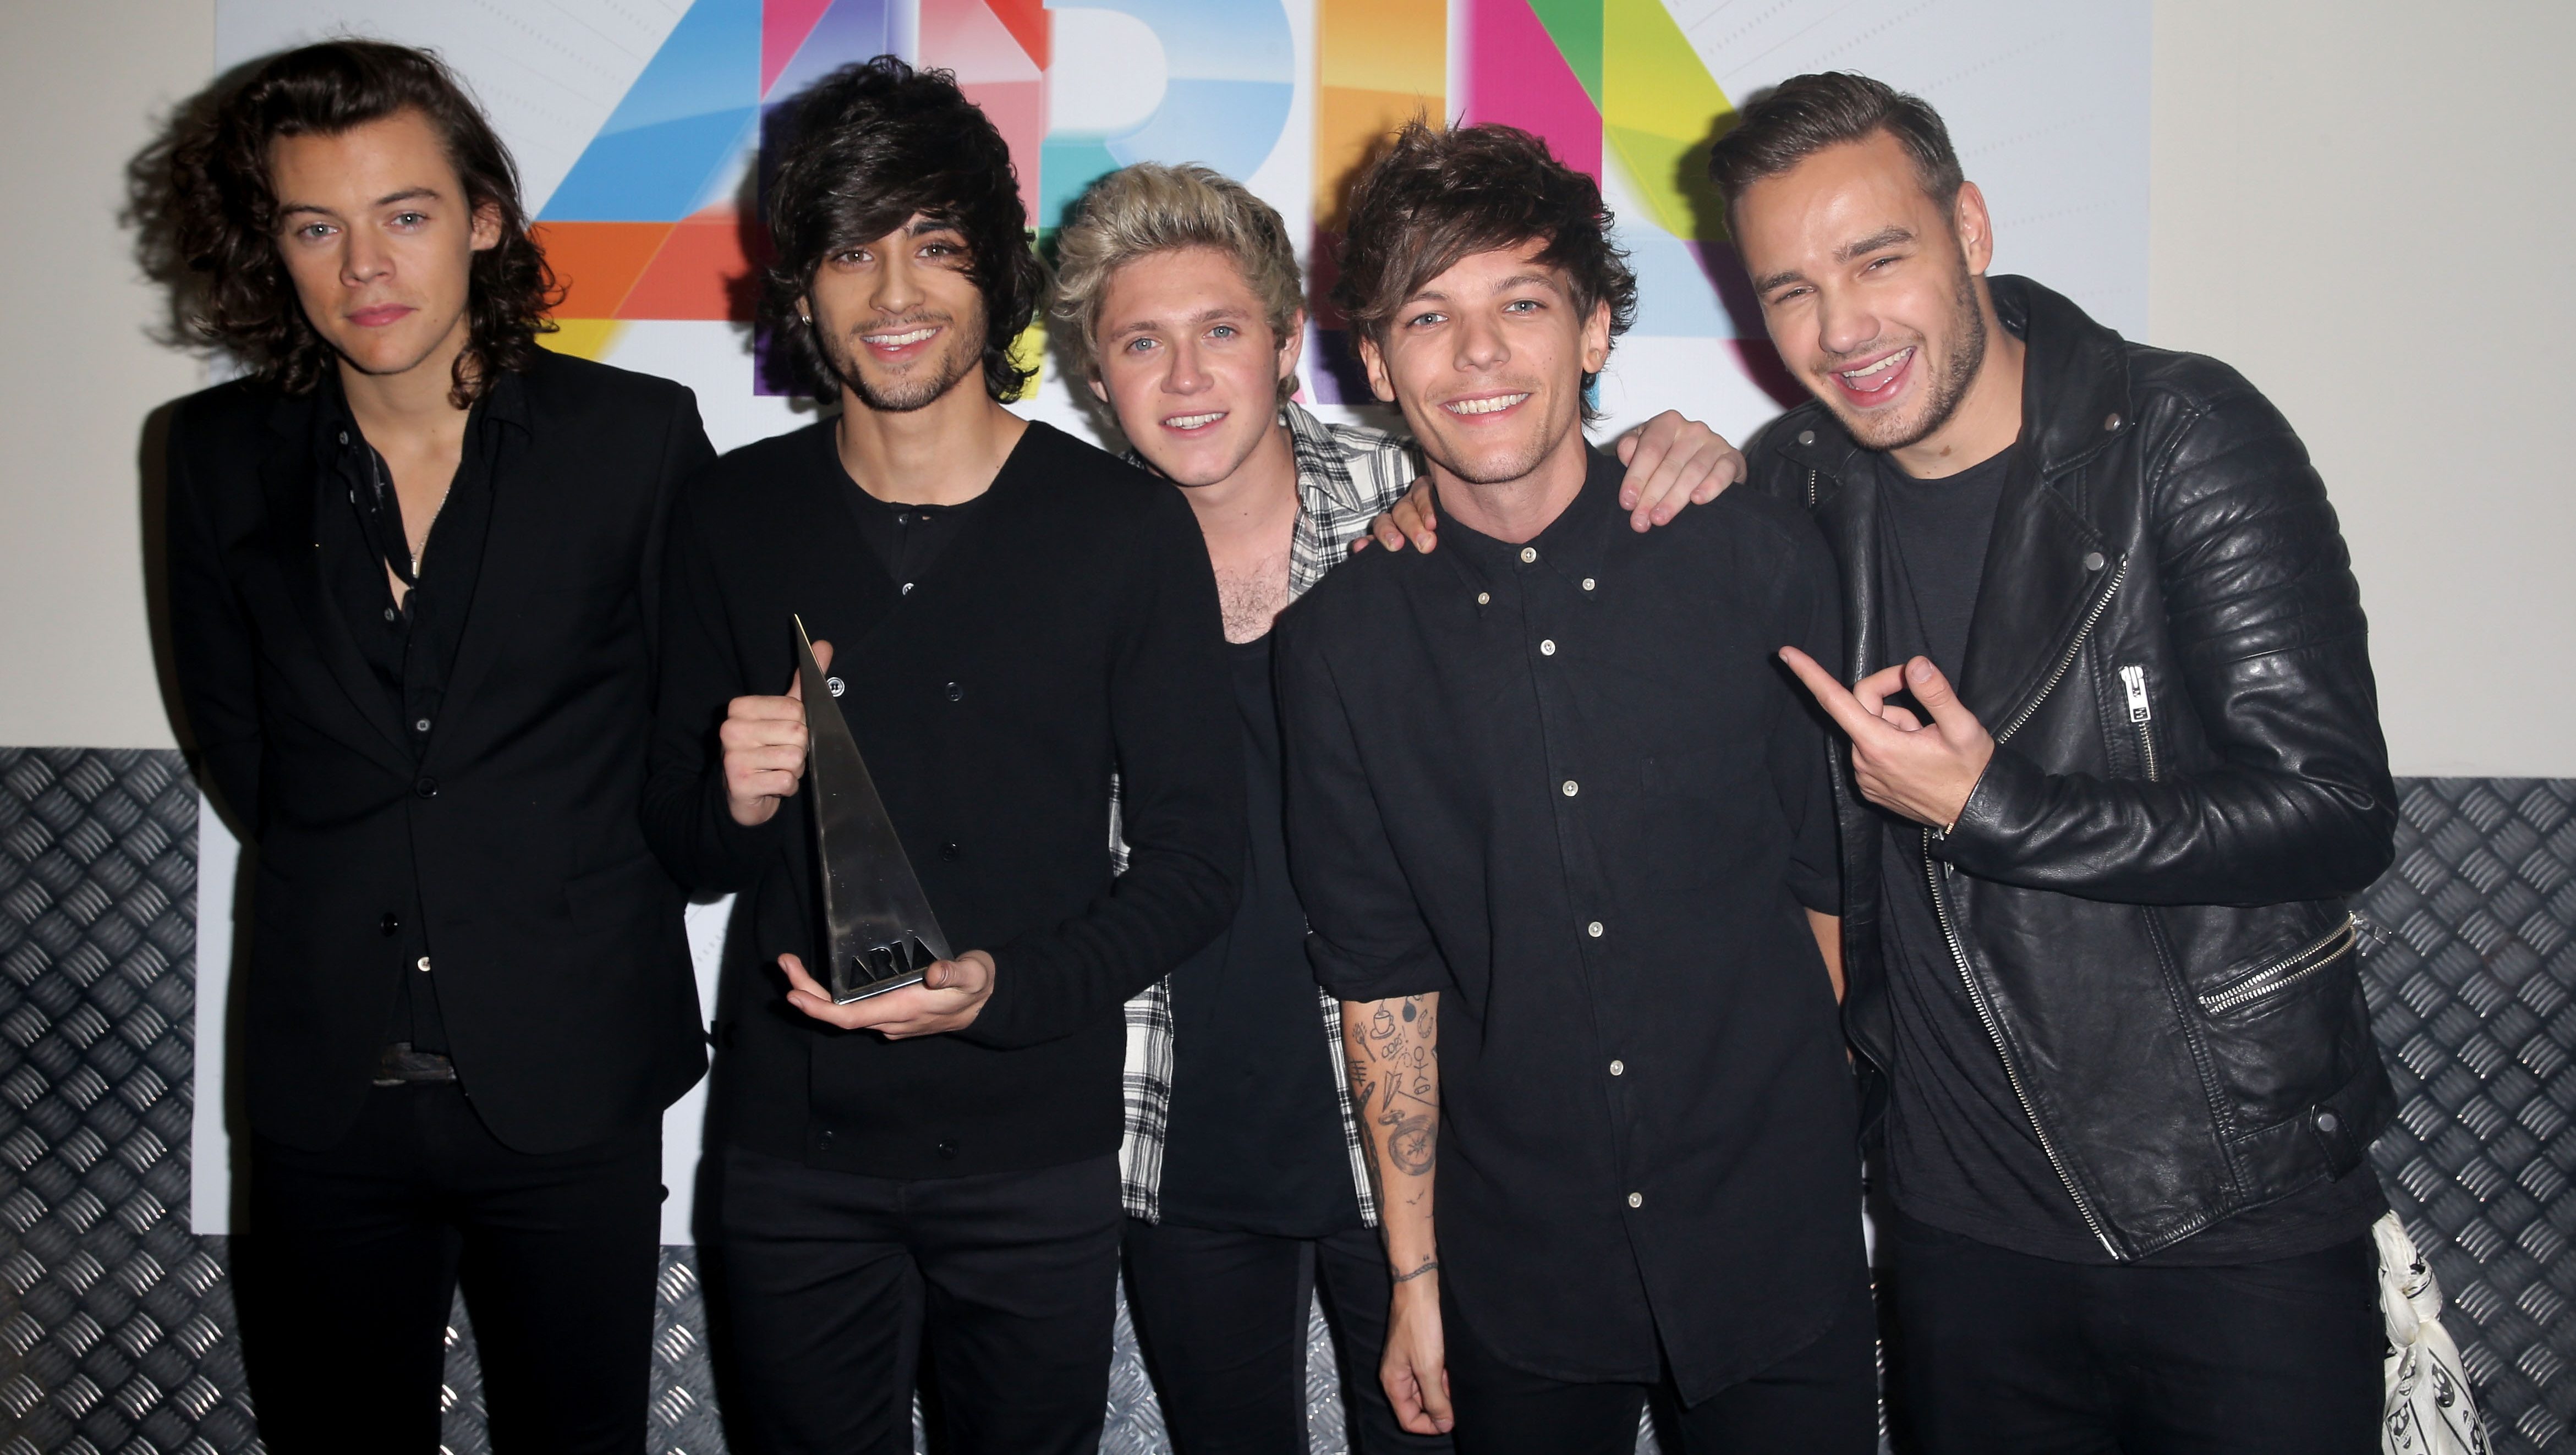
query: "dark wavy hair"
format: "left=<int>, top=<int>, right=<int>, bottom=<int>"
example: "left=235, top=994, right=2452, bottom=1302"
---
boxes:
left=761, top=57, right=1044, bottom=402
left=136, top=40, right=557, bottom=407
left=1330, top=121, right=1636, bottom=420
left=1705, top=72, right=1963, bottom=219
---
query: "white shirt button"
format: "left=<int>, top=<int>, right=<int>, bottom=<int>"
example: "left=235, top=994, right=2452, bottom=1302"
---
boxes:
left=1539, top=639, right=1556, bottom=656
left=1476, top=592, right=1490, bottom=605
left=1520, top=546, right=1538, bottom=563
left=1626, top=1192, right=1644, bottom=1209
left=1608, top=1059, right=1625, bottom=1077
left=1581, top=578, right=1596, bottom=591
left=415, top=957, right=432, bottom=973
left=1587, top=921, right=1603, bottom=938
left=1561, top=779, right=1579, bottom=797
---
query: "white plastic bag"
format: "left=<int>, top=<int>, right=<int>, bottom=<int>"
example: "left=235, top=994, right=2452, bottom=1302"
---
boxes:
left=2376, top=1211, right=2489, bottom=1454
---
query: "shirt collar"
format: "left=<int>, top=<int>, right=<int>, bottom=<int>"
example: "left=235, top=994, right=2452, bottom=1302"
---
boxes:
left=1428, top=444, right=1624, bottom=591
left=309, top=361, right=533, bottom=461
left=1280, top=400, right=1371, bottom=519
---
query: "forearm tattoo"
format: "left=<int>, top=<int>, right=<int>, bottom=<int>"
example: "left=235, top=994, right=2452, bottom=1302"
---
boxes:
left=1347, top=993, right=1441, bottom=1204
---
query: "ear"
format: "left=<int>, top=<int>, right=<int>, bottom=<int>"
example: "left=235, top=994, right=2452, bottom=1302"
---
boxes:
left=1356, top=331, right=1396, bottom=405
left=1088, top=375, right=1109, bottom=404
left=1953, top=181, right=1996, bottom=277
left=1275, top=308, right=1307, bottom=387
left=1579, top=299, right=1613, bottom=376
left=469, top=199, right=504, bottom=254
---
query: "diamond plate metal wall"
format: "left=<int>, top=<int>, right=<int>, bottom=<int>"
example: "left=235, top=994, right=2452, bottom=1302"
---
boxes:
left=3, top=753, right=2569, bottom=1453
left=2355, top=779, right=2576, bottom=1454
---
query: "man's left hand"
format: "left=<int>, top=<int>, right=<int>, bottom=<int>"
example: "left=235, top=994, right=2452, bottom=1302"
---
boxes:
left=779, top=949, right=995, bottom=1037
left=1360, top=410, right=1742, bottom=553
left=1780, top=648, right=1995, bottom=831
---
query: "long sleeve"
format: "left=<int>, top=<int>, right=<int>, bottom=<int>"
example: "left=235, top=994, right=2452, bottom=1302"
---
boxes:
left=1274, top=606, right=1450, bottom=1004
left=1936, top=382, right=2397, bottom=905
left=165, top=405, right=265, bottom=835
left=957, top=487, right=1244, bottom=1048
left=641, top=485, right=787, bottom=893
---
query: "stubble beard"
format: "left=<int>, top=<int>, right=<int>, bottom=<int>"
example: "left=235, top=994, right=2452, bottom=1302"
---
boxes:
left=1840, top=264, right=1989, bottom=453
left=819, top=316, right=983, bottom=414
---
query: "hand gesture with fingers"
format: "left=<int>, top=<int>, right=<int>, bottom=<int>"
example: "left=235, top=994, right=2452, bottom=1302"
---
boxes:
left=776, top=949, right=995, bottom=1037
left=1779, top=647, right=1996, bottom=831
left=720, top=639, right=832, bottom=827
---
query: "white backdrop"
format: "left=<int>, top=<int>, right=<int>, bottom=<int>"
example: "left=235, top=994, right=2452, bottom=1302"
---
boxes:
left=193, top=0, right=2150, bottom=1240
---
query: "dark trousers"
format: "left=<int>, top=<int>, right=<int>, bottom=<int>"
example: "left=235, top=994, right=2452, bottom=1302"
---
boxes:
left=1441, top=1268, right=1879, bottom=1455
left=1122, top=1218, right=1456, bottom=1454
left=238, top=1081, right=662, bottom=1453
left=1882, top=1207, right=2383, bottom=1454
left=711, top=1144, right=1123, bottom=1455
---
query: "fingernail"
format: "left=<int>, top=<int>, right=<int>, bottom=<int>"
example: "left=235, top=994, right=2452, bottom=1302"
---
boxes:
left=1909, top=659, right=1932, bottom=680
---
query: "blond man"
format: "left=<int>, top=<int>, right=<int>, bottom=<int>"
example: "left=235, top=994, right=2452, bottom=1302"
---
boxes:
left=1052, top=161, right=1741, bottom=1454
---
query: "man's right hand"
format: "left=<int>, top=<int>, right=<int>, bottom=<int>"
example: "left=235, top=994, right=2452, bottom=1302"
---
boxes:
left=1383, top=1273, right=1455, bottom=1436
left=721, top=639, right=831, bottom=827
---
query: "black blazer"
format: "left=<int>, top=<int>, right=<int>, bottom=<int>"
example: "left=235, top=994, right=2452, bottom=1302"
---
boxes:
left=167, top=350, right=715, bottom=1153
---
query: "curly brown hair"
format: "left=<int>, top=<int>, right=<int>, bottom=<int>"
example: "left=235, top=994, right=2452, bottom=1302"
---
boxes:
left=1329, top=121, right=1636, bottom=421
left=135, top=40, right=558, bottom=407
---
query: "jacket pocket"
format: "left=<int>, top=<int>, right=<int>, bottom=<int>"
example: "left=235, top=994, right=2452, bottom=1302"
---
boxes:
left=2196, top=912, right=2356, bottom=1015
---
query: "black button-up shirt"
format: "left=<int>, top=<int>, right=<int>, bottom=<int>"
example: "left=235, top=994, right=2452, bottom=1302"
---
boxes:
left=1276, top=449, right=1862, bottom=1399
left=313, top=371, right=523, bottom=1055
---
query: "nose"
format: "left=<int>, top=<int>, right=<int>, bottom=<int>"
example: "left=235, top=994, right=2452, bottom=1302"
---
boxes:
left=872, top=247, right=924, bottom=317
left=339, top=227, right=391, bottom=288
left=1816, top=288, right=1880, bottom=361
left=1451, top=310, right=1508, bottom=374
left=1165, top=335, right=1211, bottom=396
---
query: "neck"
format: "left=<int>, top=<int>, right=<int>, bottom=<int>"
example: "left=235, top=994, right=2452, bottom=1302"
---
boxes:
left=1428, top=422, right=1591, bottom=545
left=338, top=316, right=474, bottom=446
left=835, top=374, right=1028, bottom=506
left=1178, top=415, right=1300, bottom=556
left=1889, top=294, right=2026, bottom=479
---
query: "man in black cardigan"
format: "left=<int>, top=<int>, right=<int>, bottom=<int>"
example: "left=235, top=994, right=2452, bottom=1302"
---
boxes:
left=642, top=59, right=1242, bottom=1453
left=157, top=43, right=711, bottom=1452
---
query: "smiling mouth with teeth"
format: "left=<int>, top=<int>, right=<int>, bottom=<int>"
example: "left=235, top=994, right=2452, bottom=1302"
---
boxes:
left=1164, top=411, right=1225, bottom=430
left=1445, top=393, right=1530, bottom=416
left=1835, top=347, right=1914, bottom=393
left=863, top=326, right=938, bottom=347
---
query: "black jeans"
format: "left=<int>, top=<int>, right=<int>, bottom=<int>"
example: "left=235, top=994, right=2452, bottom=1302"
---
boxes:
left=1882, top=1207, right=2383, bottom=1454
left=710, top=1144, right=1123, bottom=1455
left=238, top=1081, right=662, bottom=1453
left=1122, top=1218, right=1455, bottom=1454
left=1440, top=1267, right=1879, bottom=1455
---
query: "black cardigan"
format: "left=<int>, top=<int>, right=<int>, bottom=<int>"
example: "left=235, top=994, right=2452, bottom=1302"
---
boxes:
left=644, top=419, right=1244, bottom=1179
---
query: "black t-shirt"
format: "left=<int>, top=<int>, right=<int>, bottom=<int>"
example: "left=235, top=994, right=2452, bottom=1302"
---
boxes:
left=1871, top=447, right=2383, bottom=1264
left=840, top=480, right=986, bottom=590
left=1156, top=632, right=1366, bottom=1237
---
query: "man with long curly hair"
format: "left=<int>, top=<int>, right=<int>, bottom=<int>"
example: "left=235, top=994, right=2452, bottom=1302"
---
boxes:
left=641, top=58, right=1242, bottom=1452
left=154, top=40, right=713, bottom=1452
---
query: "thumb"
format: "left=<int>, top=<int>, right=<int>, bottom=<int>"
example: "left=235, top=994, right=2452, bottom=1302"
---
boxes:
left=1904, top=656, right=1980, bottom=737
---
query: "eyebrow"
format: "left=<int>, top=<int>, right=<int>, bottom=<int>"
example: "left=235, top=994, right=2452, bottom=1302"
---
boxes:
left=1108, top=303, right=1256, bottom=339
left=1751, top=226, right=1917, bottom=294
left=276, top=186, right=443, bottom=218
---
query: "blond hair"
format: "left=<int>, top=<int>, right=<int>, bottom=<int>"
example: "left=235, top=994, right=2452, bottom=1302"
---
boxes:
left=1050, top=163, right=1305, bottom=403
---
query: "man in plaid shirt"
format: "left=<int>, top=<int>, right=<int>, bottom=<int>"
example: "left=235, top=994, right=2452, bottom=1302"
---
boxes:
left=1052, top=162, right=1744, bottom=1453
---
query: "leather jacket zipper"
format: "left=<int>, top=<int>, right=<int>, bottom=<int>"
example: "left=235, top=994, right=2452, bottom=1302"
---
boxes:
left=2118, top=663, right=2157, bottom=781
left=1923, top=834, right=2121, bottom=1258
left=2198, top=914, right=2358, bottom=1014
left=1805, top=467, right=1819, bottom=509
left=1923, top=553, right=2129, bottom=1260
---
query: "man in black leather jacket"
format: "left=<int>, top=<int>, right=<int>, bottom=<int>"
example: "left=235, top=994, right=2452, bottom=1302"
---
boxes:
left=1712, top=74, right=2397, bottom=1453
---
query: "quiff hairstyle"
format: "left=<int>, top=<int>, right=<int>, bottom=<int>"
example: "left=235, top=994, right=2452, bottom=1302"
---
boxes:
left=142, top=40, right=557, bottom=407
left=761, top=56, right=1045, bottom=402
left=1706, top=72, right=1964, bottom=221
left=1330, top=121, right=1635, bottom=419
left=1051, top=163, right=1306, bottom=405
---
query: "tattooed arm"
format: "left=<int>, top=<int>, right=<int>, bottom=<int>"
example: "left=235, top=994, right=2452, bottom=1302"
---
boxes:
left=1344, top=991, right=1451, bottom=1435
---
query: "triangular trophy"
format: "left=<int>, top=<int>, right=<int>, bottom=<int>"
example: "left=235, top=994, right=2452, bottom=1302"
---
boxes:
left=794, top=616, right=952, bottom=1003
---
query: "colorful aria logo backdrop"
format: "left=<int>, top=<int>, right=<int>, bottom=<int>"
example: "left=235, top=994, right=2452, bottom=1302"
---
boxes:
left=529, top=0, right=1765, bottom=402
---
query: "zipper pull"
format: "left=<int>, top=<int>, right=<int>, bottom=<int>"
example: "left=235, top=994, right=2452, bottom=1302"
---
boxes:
left=2118, top=664, right=2152, bottom=724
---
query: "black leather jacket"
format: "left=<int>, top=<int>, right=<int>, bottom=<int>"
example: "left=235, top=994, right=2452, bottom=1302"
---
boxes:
left=1751, top=276, right=2398, bottom=1259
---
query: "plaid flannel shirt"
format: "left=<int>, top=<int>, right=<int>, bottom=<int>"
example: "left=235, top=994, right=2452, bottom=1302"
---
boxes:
left=1115, top=403, right=1424, bottom=1223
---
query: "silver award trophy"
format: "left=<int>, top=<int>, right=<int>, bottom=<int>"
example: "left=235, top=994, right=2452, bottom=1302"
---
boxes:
left=794, top=616, right=952, bottom=1003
